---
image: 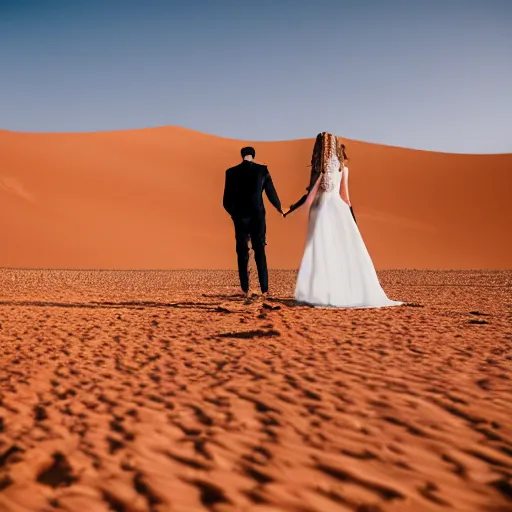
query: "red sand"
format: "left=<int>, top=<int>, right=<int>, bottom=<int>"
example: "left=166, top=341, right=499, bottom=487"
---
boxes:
left=0, top=127, right=511, bottom=270
left=0, top=269, right=511, bottom=511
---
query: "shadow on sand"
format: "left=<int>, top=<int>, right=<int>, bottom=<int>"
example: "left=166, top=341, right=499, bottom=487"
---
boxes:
left=0, top=296, right=417, bottom=311
left=0, top=296, right=302, bottom=311
left=202, top=293, right=300, bottom=308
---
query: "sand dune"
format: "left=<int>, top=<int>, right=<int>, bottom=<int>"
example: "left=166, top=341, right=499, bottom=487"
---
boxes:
left=0, top=126, right=510, bottom=269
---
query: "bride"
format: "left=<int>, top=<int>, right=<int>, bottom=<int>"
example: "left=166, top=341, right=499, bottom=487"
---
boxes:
left=283, top=132, right=402, bottom=308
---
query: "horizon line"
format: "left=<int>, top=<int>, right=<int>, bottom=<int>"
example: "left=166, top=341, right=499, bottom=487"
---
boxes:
left=1, top=124, right=511, bottom=157
left=0, top=267, right=509, bottom=272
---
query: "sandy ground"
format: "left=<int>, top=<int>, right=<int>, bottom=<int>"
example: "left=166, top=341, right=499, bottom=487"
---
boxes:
left=1, top=126, right=511, bottom=270
left=0, top=269, right=511, bottom=512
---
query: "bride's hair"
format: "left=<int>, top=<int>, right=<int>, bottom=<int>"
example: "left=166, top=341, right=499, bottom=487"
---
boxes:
left=311, top=132, right=346, bottom=174
left=305, top=133, right=345, bottom=208
left=340, top=144, right=348, bottom=162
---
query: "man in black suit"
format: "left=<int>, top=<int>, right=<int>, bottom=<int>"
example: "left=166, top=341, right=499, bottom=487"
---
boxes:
left=223, top=146, right=283, bottom=298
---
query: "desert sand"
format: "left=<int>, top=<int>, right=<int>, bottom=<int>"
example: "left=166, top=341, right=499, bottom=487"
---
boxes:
left=0, top=268, right=511, bottom=512
left=0, top=126, right=511, bottom=270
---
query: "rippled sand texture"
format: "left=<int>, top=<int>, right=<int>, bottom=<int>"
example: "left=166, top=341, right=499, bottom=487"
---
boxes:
left=0, top=269, right=511, bottom=512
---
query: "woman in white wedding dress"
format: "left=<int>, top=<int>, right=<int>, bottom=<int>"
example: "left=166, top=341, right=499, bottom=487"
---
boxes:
left=284, top=132, right=402, bottom=308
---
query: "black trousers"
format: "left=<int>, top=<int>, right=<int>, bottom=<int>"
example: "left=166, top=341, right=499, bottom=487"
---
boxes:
left=232, top=213, right=268, bottom=294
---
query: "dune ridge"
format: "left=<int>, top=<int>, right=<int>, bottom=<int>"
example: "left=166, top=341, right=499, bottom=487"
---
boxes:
left=0, top=126, right=510, bottom=270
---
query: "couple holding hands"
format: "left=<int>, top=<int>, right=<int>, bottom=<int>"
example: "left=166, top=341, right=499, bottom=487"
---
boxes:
left=222, top=132, right=402, bottom=308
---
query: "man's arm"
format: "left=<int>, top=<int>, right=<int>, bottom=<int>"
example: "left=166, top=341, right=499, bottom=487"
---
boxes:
left=223, top=171, right=234, bottom=216
left=263, top=167, right=282, bottom=213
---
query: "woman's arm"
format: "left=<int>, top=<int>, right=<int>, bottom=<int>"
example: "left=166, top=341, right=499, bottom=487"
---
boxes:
left=340, top=167, right=351, bottom=206
left=341, top=167, right=357, bottom=223
left=284, top=170, right=320, bottom=216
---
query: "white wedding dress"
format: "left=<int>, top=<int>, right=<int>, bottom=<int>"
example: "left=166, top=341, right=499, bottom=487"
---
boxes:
left=295, top=154, right=402, bottom=308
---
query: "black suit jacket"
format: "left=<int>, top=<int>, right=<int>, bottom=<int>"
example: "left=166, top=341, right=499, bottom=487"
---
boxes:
left=223, top=160, right=282, bottom=219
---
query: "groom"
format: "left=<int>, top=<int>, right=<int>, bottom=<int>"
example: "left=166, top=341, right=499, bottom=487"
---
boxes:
left=223, top=146, right=283, bottom=298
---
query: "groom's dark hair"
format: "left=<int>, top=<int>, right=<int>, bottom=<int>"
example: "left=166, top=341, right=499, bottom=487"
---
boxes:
left=241, top=146, right=255, bottom=158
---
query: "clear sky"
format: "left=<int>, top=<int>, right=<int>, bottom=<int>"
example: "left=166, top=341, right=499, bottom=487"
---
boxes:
left=1, top=0, right=511, bottom=153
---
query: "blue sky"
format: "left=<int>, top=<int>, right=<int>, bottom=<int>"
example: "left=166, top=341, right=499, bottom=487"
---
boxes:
left=1, top=0, right=511, bottom=153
